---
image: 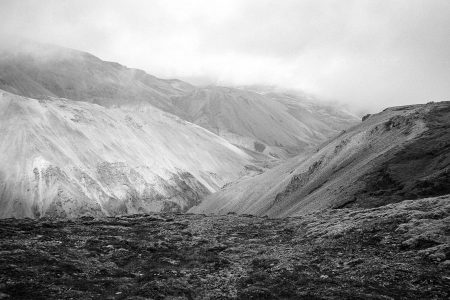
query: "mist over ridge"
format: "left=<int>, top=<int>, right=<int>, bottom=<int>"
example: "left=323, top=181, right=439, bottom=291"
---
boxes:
left=1, top=0, right=449, bottom=114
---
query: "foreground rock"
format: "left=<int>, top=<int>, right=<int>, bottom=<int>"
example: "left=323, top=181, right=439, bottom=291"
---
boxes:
left=1, top=195, right=449, bottom=299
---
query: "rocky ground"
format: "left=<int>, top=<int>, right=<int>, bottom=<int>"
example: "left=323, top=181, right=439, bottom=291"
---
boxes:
left=0, top=195, right=449, bottom=299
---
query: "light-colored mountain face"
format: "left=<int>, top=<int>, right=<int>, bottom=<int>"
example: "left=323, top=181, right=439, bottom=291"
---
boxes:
left=171, top=87, right=359, bottom=159
left=0, top=40, right=362, bottom=219
left=0, top=41, right=358, bottom=159
left=0, top=90, right=254, bottom=218
left=191, top=101, right=450, bottom=217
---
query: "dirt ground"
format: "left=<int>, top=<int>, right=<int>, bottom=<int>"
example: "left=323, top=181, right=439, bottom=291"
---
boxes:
left=1, top=195, right=449, bottom=299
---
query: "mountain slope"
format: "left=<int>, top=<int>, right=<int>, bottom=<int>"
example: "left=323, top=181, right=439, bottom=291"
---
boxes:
left=0, top=90, right=254, bottom=218
left=191, top=101, right=450, bottom=217
left=0, top=40, right=358, bottom=159
left=0, top=39, right=193, bottom=111
left=172, top=86, right=359, bottom=158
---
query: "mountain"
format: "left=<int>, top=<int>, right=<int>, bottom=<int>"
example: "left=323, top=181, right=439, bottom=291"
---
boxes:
left=191, top=101, right=450, bottom=217
left=171, top=86, right=359, bottom=158
left=0, top=40, right=363, bottom=219
left=0, top=40, right=359, bottom=158
left=0, top=39, right=192, bottom=111
left=0, top=90, right=255, bottom=218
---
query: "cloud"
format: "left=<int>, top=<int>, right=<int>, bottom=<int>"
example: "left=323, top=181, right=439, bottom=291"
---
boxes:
left=0, top=0, right=449, bottom=113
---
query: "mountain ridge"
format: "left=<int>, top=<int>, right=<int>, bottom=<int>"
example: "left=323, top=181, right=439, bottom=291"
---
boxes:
left=0, top=89, right=257, bottom=218
left=0, top=39, right=359, bottom=158
left=190, top=101, right=450, bottom=217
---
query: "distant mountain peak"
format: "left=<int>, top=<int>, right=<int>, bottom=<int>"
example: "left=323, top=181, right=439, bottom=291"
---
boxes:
left=0, top=40, right=359, bottom=158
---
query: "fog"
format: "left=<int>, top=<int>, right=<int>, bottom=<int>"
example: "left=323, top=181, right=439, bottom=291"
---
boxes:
left=0, top=0, right=449, bottom=113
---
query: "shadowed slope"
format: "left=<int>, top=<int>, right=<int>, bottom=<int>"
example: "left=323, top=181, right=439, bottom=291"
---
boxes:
left=0, top=39, right=193, bottom=111
left=191, top=101, right=450, bottom=217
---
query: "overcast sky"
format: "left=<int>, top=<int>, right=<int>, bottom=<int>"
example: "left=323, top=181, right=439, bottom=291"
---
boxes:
left=0, top=0, right=449, bottom=113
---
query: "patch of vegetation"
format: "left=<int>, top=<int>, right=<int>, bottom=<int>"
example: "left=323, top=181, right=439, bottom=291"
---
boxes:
left=0, top=196, right=449, bottom=299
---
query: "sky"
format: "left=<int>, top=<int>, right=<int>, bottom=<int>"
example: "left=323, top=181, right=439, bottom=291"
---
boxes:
left=0, top=0, right=449, bottom=113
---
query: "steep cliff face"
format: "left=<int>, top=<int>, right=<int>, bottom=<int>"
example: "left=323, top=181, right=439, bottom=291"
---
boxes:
left=191, top=101, right=450, bottom=217
left=0, top=90, right=254, bottom=218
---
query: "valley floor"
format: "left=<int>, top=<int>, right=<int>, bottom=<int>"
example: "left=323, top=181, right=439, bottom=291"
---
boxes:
left=0, top=195, right=449, bottom=299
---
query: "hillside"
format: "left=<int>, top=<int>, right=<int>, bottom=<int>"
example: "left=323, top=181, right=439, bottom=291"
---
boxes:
left=0, top=40, right=358, bottom=158
left=171, top=86, right=358, bottom=158
left=0, top=90, right=255, bottom=218
left=191, top=101, right=450, bottom=217
left=0, top=39, right=192, bottom=111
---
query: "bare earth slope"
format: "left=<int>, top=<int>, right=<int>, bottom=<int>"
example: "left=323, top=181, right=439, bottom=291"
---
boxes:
left=0, top=195, right=448, bottom=299
left=191, top=101, right=450, bottom=217
left=0, top=90, right=254, bottom=218
left=172, top=86, right=359, bottom=158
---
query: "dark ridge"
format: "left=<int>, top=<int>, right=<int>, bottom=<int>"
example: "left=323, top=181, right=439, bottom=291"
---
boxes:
left=349, top=103, right=450, bottom=208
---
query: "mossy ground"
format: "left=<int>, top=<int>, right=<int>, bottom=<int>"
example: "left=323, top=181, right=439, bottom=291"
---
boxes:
left=1, top=196, right=449, bottom=299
